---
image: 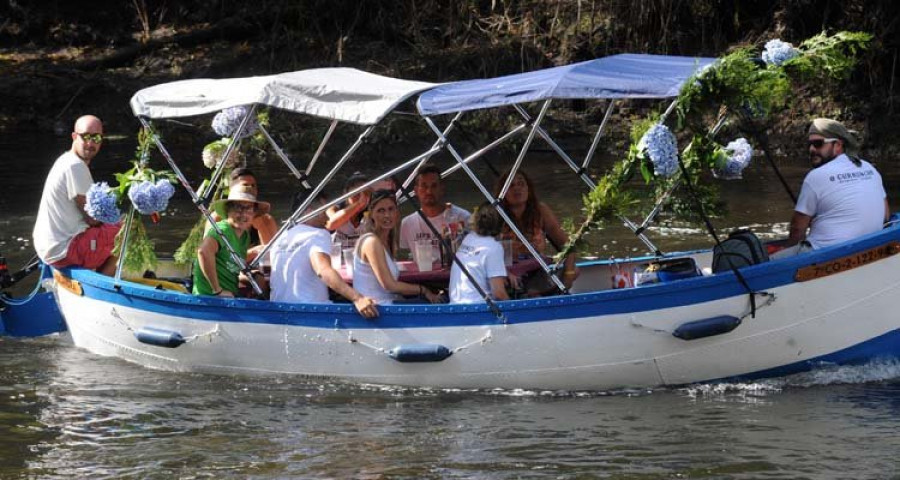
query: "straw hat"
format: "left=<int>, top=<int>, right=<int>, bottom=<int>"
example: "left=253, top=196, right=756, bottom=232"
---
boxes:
left=212, top=185, right=271, bottom=218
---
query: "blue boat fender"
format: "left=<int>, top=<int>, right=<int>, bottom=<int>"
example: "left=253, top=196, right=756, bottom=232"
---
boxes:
left=672, top=315, right=742, bottom=341
left=135, top=326, right=186, bottom=348
left=388, top=344, right=453, bottom=362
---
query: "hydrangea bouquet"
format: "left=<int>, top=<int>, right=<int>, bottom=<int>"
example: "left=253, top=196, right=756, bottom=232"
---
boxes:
left=713, top=138, right=754, bottom=180
left=637, top=123, right=679, bottom=178
left=761, top=39, right=799, bottom=66
left=85, top=182, right=122, bottom=224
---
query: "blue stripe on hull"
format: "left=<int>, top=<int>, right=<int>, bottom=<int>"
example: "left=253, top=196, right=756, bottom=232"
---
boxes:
left=716, top=328, right=900, bottom=384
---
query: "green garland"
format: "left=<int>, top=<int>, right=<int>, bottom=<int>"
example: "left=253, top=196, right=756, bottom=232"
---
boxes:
left=556, top=30, right=871, bottom=262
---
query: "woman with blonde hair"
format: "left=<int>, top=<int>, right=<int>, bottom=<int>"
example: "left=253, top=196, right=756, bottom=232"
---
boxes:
left=352, top=190, right=441, bottom=305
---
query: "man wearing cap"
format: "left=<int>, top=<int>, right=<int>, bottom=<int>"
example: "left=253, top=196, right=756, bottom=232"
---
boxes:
left=269, top=195, right=379, bottom=318
left=777, top=118, right=889, bottom=257
left=33, top=115, right=121, bottom=275
left=193, top=185, right=270, bottom=297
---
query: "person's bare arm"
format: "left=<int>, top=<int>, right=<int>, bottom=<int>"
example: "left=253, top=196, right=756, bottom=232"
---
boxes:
left=197, top=236, right=232, bottom=297
left=489, top=276, right=510, bottom=301
left=786, top=211, right=813, bottom=247
left=310, top=252, right=378, bottom=318
left=253, top=214, right=278, bottom=245
left=74, top=194, right=101, bottom=227
left=325, top=191, right=370, bottom=232
left=884, top=198, right=891, bottom=223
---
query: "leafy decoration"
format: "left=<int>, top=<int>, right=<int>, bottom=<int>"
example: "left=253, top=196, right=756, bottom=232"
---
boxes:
left=557, top=31, right=871, bottom=262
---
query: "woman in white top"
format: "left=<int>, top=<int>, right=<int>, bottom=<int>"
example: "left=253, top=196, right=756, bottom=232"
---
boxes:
left=450, top=202, right=511, bottom=303
left=353, top=190, right=441, bottom=305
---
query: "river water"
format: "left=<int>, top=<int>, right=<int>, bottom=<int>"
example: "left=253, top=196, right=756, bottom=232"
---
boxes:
left=2, top=125, right=900, bottom=478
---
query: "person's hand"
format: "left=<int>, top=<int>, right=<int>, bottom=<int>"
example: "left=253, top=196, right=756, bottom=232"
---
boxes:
left=423, top=288, right=442, bottom=304
left=353, top=296, right=379, bottom=319
left=562, top=268, right=579, bottom=289
left=507, top=273, right=522, bottom=291
left=218, top=290, right=235, bottom=298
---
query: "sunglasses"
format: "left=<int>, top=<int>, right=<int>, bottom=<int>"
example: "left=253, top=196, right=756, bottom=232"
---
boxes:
left=808, top=138, right=838, bottom=149
left=77, top=132, right=104, bottom=143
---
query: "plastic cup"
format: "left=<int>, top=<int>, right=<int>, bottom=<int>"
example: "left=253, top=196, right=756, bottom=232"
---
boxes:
left=330, top=241, right=342, bottom=270
left=414, top=239, right=433, bottom=272
left=342, top=248, right=354, bottom=278
left=502, top=239, right=513, bottom=266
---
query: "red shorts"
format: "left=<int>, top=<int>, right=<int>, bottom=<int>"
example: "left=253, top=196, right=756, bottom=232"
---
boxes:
left=53, top=223, right=121, bottom=270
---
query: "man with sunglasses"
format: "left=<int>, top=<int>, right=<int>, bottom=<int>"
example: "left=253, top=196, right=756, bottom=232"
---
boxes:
left=776, top=118, right=889, bottom=257
left=33, top=115, right=121, bottom=275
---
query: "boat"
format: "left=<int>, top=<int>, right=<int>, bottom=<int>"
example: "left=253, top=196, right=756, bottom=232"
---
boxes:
left=37, top=56, right=900, bottom=390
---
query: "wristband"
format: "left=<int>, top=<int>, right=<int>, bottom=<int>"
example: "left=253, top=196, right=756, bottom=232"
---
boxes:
left=212, top=289, right=223, bottom=295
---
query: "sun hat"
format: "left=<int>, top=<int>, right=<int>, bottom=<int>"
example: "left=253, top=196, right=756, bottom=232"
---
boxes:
left=808, top=118, right=860, bottom=156
left=212, top=185, right=271, bottom=218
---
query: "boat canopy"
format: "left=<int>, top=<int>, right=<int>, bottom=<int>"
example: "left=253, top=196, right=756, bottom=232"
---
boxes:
left=130, top=68, right=438, bottom=125
left=416, top=53, right=716, bottom=116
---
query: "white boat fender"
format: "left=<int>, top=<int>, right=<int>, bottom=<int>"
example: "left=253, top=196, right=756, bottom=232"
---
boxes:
left=388, top=344, right=453, bottom=362
left=672, top=315, right=741, bottom=341
left=135, top=326, right=186, bottom=348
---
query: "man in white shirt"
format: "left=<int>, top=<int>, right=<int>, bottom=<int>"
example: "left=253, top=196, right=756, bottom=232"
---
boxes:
left=269, top=198, right=378, bottom=318
left=777, top=118, right=889, bottom=257
left=32, top=115, right=121, bottom=275
left=399, top=165, right=470, bottom=259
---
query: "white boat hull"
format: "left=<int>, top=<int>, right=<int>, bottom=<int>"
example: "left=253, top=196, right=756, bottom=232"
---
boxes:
left=55, top=230, right=900, bottom=390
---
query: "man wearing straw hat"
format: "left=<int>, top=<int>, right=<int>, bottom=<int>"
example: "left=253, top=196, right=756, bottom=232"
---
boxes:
left=193, top=185, right=270, bottom=297
left=776, top=118, right=889, bottom=257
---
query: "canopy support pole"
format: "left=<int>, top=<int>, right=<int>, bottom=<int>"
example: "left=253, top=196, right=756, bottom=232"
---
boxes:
left=498, top=100, right=552, bottom=200
left=512, top=102, right=662, bottom=258
left=139, top=117, right=263, bottom=296
left=400, top=112, right=462, bottom=194
left=582, top=100, right=615, bottom=172
left=306, top=120, right=339, bottom=187
left=257, top=125, right=308, bottom=188
left=423, top=115, right=568, bottom=295
left=113, top=207, right=136, bottom=287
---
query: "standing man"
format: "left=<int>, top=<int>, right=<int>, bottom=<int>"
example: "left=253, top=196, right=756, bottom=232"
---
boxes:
left=269, top=195, right=379, bottom=318
left=399, top=164, right=470, bottom=259
left=777, top=118, right=889, bottom=257
left=33, top=115, right=120, bottom=275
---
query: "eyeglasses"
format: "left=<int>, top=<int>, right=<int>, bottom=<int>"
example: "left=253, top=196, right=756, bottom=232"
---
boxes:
left=808, top=138, right=838, bottom=149
left=76, top=132, right=104, bottom=143
left=229, top=203, right=257, bottom=214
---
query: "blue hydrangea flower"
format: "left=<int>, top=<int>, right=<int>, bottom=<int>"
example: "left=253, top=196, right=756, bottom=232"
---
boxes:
left=128, top=179, right=176, bottom=215
left=715, top=138, right=754, bottom=180
left=211, top=106, right=258, bottom=139
left=85, top=182, right=121, bottom=224
left=639, top=123, right=679, bottom=178
left=761, top=39, right=799, bottom=66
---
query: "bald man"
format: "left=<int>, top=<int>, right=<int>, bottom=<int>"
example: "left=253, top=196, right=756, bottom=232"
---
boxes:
left=33, top=115, right=121, bottom=275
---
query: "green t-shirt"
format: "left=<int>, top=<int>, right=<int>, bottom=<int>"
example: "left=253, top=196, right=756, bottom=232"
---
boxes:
left=192, top=220, right=250, bottom=296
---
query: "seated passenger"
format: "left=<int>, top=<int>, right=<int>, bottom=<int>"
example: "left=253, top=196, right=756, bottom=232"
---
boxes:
left=399, top=164, right=471, bottom=261
left=269, top=195, right=378, bottom=318
left=353, top=190, right=442, bottom=305
left=193, top=186, right=269, bottom=297
left=326, top=172, right=370, bottom=248
left=227, top=167, right=278, bottom=245
left=774, top=118, right=889, bottom=258
left=494, top=169, right=578, bottom=292
left=449, top=203, right=510, bottom=303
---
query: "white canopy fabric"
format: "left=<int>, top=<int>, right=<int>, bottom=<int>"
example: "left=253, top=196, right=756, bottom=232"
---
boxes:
left=129, top=68, right=438, bottom=125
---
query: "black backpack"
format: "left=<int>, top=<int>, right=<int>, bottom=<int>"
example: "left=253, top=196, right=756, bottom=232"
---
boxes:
left=712, top=229, right=769, bottom=273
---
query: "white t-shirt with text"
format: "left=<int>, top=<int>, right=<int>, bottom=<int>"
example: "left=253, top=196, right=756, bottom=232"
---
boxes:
left=795, top=154, right=887, bottom=249
left=399, top=204, right=470, bottom=259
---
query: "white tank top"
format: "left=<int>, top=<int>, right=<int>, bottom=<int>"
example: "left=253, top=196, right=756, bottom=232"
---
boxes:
left=353, top=233, right=400, bottom=305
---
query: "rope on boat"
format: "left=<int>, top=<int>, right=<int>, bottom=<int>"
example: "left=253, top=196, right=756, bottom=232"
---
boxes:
left=629, top=292, right=777, bottom=335
left=346, top=329, right=494, bottom=355
left=0, top=262, right=47, bottom=306
left=110, top=307, right=222, bottom=343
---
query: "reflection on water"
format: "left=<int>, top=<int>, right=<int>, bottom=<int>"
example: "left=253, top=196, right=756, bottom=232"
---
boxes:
left=0, top=338, right=897, bottom=478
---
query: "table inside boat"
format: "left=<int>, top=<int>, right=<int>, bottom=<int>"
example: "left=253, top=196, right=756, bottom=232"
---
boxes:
left=337, top=258, right=546, bottom=285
